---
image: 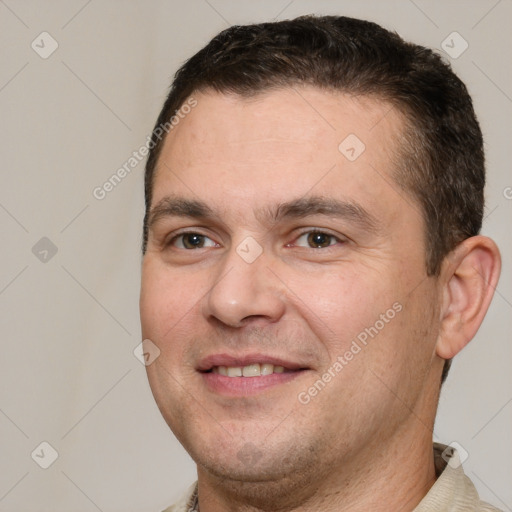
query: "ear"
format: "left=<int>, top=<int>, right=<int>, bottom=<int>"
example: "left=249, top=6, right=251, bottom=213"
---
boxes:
left=436, top=235, right=501, bottom=359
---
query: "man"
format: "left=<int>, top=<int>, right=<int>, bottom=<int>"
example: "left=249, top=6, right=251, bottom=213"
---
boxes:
left=139, top=15, right=502, bottom=511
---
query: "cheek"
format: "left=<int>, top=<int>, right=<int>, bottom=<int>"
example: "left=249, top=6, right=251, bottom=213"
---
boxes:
left=140, top=257, right=204, bottom=340
left=140, top=260, right=201, bottom=426
left=285, top=264, right=400, bottom=356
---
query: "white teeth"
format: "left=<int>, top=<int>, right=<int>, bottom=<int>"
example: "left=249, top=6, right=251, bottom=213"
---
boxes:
left=260, top=363, right=274, bottom=376
left=227, top=366, right=242, bottom=377
left=242, top=364, right=261, bottom=377
left=212, top=363, right=288, bottom=377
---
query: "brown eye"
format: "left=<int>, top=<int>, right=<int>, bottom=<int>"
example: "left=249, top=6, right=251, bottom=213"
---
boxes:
left=292, top=231, right=340, bottom=249
left=172, top=233, right=216, bottom=249
left=306, top=232, right=334, bottom=248
left=183, top=234, right=204, bottom=249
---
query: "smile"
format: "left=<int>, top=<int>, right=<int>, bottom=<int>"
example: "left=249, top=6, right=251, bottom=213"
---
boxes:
left=198, top=354, right=308, bottom=396
left=211, top=363, right=287, bottom=377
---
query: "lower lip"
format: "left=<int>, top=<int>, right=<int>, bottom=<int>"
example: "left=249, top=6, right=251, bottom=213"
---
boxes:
left=201, top=371, right=304, bottom=396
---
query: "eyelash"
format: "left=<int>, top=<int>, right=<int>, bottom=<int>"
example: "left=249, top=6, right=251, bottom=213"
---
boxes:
left=167, top=229, right=345, bottom=250
left=290, top=230, right=345, bottom=249
left=168, top=231, right=218, bottom=249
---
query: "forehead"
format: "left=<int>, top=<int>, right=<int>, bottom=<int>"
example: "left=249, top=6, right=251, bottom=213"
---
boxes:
left=151, top=87, right=412, bottom=226
left=158, top=87, right=403, bottom=163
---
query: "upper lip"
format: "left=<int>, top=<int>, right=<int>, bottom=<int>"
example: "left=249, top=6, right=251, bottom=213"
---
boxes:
left=197, top=353, right=307, bottom=372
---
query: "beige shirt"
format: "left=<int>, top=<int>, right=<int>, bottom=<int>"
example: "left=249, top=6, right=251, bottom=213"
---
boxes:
left=163, top=444, right=502, bottom=512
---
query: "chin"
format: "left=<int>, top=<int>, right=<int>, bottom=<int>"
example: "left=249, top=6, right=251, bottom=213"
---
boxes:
left=190, top=440, right=276, bottom=481
left=194, top=433, right=320, bottom=483
left=196, top=447, right=327, bottom=510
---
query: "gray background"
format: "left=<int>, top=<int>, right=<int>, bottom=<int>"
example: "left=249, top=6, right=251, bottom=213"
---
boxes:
left=0, top=1, right=510, bottom=511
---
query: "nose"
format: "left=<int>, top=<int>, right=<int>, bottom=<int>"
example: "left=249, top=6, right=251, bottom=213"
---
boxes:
left=204, top=244, right=286, bottom=328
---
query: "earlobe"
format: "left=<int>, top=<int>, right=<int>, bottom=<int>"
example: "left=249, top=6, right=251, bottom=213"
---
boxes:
left=436, top=235, right=501, bottom=360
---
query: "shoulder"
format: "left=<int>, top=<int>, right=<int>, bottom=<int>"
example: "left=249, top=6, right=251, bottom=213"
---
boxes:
left=478, top=501, right=504, bottom=512
left=414, top=443, right=503, bottom=512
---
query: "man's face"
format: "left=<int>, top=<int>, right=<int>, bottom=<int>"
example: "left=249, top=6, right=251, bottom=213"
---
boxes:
left=140, top=88, right=441, bottom=486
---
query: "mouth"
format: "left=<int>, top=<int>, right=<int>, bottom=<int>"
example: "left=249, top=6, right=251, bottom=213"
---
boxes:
left=210, top=363, right=290, bottom=377
left=198, top=354, right=309, bottom=396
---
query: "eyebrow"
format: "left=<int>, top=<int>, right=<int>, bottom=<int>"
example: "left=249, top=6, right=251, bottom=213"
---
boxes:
left=269, top=196, right=378, bottom=231
left=148, top=196, right=214, bottom=228
left=148, top=195, right=379, bottom=233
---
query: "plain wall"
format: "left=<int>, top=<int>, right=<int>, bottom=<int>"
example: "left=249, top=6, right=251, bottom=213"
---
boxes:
left=0, top=1, right=510, bottom=511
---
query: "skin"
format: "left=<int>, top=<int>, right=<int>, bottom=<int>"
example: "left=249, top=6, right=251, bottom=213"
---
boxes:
left=140, top=87, right=501, bottom=511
